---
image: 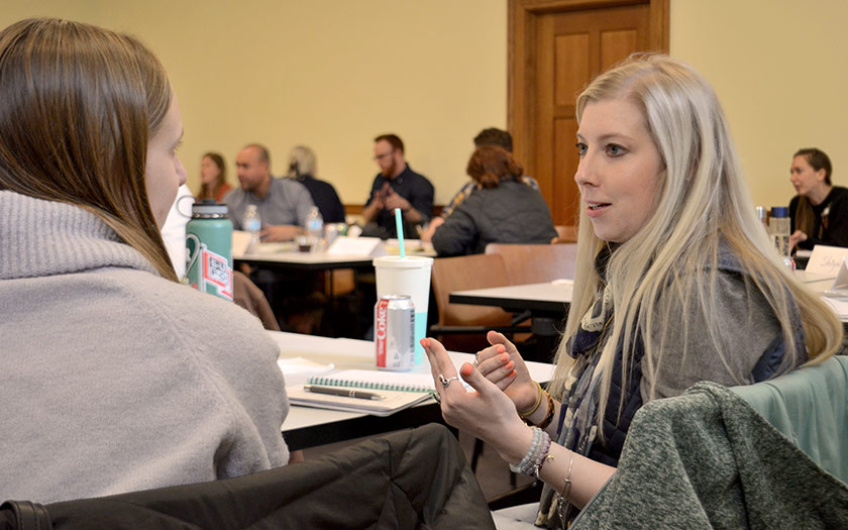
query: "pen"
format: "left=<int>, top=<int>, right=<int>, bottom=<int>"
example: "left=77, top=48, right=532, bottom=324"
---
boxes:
left=304, top=385, right=386, bottom=401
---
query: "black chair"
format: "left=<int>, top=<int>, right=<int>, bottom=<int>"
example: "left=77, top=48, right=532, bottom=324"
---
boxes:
left=1, top=424, right=495, bottom=530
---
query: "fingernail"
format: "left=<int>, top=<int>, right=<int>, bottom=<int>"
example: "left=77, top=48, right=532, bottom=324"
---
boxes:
left=500, top=354, right=508, bottom=363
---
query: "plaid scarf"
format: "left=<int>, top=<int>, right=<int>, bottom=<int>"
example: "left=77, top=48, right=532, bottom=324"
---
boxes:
left=537, top=249, right=615, bottom=528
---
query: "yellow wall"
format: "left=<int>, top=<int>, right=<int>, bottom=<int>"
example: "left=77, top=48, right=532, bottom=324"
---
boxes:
left=670, top=0, right=848, bottom=209
left=0, top=1, right=507, bottom=205
left=1, top=1, right=845, bottom=210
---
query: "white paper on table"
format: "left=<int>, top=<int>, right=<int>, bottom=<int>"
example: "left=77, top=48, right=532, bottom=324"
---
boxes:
left=824, top=256, right=848, bottom=297
left=277, top=357, right=335, bottom=387
left=805, top=245, right=848, bottom=281
left=821, top=296, right=848, bottom=319
left=326, top=236, right=385, bottom=257
left=232, top=230, right=251, bottom=256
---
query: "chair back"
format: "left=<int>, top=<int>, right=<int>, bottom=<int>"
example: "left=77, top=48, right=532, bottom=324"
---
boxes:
left=485, top=243, right=578, bottom=285
left=553, top=225, right=578, bottom=243
left=731, top=355, right=848, bottom=483
left=233, top=271, right=281, bottom=331
left=431, top=253, right=513, bottom=328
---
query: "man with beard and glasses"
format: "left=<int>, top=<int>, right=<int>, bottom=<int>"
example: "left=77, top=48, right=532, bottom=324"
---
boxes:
left=361, top=134, right=434, bottom=239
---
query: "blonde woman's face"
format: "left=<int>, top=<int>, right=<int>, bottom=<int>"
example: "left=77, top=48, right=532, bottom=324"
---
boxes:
left=574, top=98, right=663, bottom=243
left=200, top=156, right=219, bottom=184
left=145, top=95, right=186, bottom=228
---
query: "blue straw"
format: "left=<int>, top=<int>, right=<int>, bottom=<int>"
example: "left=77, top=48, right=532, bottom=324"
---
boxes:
left=394, top=208, right=406, bottom=259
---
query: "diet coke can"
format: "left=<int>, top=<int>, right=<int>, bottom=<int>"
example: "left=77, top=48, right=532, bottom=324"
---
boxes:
left=375, top=295, right=415, bottom=370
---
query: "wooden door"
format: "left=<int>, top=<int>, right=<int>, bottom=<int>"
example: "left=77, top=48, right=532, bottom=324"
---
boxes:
left=509, top=0, right=669, bottom=226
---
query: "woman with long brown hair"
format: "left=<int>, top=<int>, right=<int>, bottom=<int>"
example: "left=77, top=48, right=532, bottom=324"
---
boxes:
left=0, top=18, right=290, bottom=503
left=197, top=151, right=233, bottom=202
left=788, top=148, right=848, bottom=250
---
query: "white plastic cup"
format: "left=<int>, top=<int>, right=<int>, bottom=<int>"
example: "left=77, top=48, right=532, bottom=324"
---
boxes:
left=373, top=255, right=433, bottom=365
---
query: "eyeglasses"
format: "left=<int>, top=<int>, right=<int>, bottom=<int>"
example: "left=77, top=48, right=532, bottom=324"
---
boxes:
left=373, top=150, right=394, bottom=162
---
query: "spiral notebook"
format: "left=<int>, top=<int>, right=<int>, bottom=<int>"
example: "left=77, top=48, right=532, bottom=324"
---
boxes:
left=287, top=370, right=435, bottom=416
left=306, top=369, right=435, bottom=392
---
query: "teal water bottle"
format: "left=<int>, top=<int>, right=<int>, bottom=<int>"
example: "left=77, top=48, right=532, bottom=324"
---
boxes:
left=186, top=200, right=233, bottom=300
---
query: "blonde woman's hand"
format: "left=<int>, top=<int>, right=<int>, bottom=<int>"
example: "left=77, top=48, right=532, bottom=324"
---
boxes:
left=474, top=331, right=539, bottom=413
left=421, top=337, right=532, bottom=458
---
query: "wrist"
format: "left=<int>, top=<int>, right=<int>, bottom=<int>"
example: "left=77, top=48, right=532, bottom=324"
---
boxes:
left=523, top=388, right=555, bottom=430
left=517, top=381, right=543, bottom=416
left=497, top=420, right=535, bottom=465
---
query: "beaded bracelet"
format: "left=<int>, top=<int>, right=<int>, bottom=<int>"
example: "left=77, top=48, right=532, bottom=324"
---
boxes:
left=531, top=435, right=553, bottom=479
left=536, top=390, right=555, bottom=430
left=509, top=427, right=552, bottom=476
left=509, top=427, right=542, bottom=474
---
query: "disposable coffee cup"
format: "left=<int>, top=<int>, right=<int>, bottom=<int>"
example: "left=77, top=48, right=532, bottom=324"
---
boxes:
left=373, top=255, right=433, bottom=365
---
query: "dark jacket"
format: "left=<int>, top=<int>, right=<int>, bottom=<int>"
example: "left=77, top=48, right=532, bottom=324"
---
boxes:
left=432, top=180, right=557, bottom=256
left=294, top=174, right=346, bottom=224
left=0, top=424, right=495, bottom=530
left=790, top=186, right=848, bottom=250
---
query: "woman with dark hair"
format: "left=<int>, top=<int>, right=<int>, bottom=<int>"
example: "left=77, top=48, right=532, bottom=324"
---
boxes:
left=430, top=145, right=557, bottom=256
left=197, top=151, right=232, bottom=202
left=0, top=18, right=290, bottom=503
left=788, top=148, right=848, bottom=250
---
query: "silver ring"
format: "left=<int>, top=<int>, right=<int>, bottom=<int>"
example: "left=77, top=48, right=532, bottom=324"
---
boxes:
left=439, top=374, right=459, bottom=388
left=431, top=390, right=441, bottom=404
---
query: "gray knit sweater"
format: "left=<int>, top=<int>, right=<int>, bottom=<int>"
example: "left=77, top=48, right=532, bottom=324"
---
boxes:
left=0, top=191, right=290, bottom=503
left=572, top=381, right=848, bottom=529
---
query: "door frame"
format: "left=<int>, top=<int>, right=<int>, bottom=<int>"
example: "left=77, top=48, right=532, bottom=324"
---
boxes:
left=508, top=0, right=670, bottom=177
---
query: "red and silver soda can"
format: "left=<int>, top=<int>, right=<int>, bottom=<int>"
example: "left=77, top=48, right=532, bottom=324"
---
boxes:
left=375, top=294, right=415, bottom=370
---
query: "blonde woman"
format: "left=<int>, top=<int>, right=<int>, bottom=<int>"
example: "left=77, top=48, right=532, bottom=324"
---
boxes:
left=423, top=54, right=842, bottom=528
left=0, top=18, right=290, bottom=503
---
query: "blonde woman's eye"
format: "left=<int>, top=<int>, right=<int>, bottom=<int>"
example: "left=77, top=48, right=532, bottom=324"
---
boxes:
left=606, top=144, right=625, bottom=156
left=576, top=143, right=588, bottom=157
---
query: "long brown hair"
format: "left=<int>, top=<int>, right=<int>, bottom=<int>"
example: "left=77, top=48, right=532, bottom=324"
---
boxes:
left=0, top=18, right=176, bottom=280
left=199, top=152, right=228, bottom=200
left=793, top=147, right=833, bottom=237
left=466, top=145, right=523, bottom=189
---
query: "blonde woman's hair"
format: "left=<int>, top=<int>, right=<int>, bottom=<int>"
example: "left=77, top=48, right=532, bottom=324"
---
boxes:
left=0, top=18, right=177, bottom=281
left=549, top=55, right=842, bottom=415
left=288, top=145, right=317, bottom=178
